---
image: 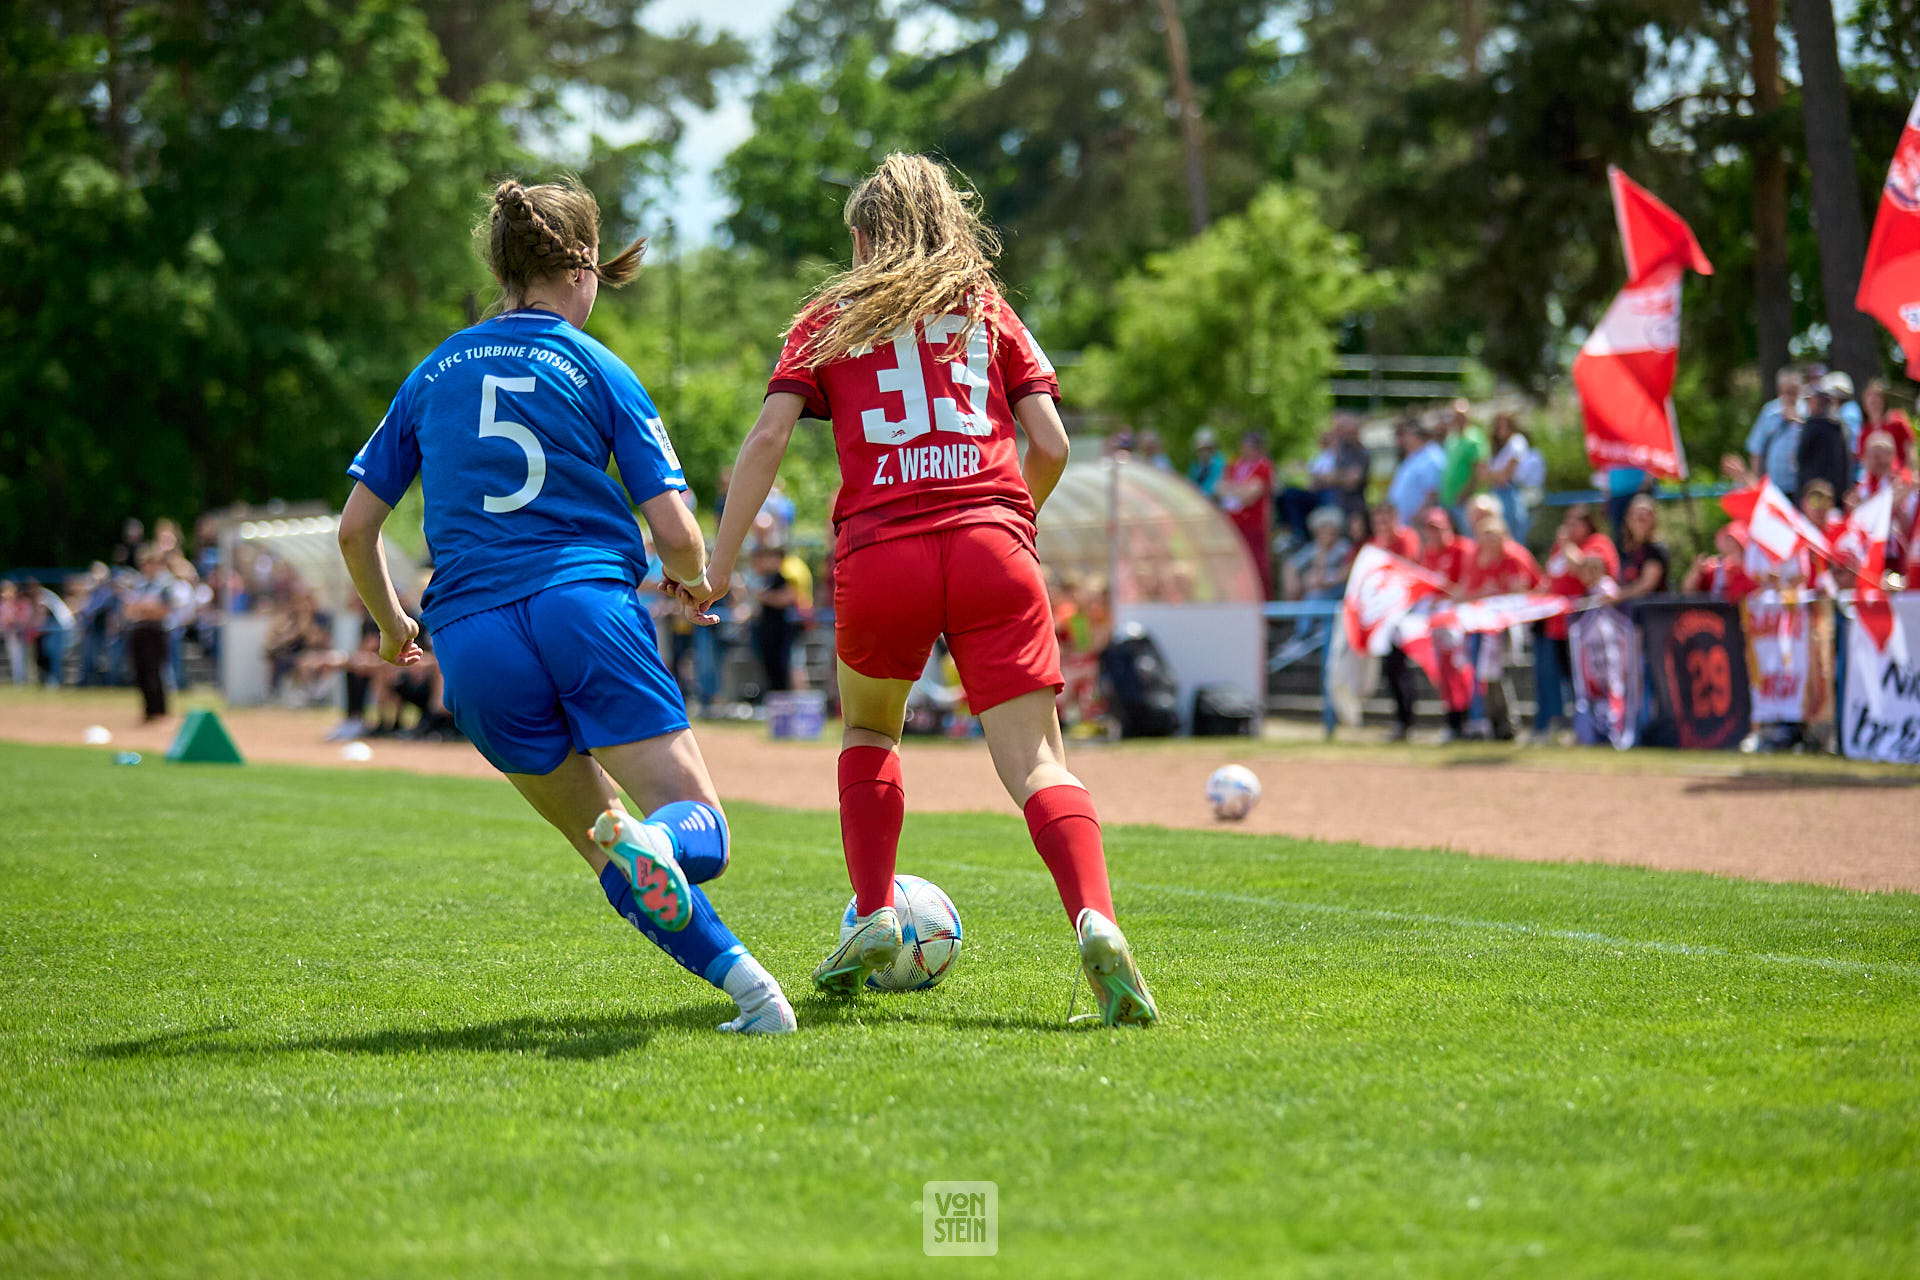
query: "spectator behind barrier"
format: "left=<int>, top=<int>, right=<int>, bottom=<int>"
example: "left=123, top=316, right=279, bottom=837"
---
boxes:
left=1612, top=494, right=1669, bottom=606
left=1186, top=427, right=1224, bottom=500
left=1683, top=524, right=1759, bottom=603
left=1860, top=378, right=1914, bottom=471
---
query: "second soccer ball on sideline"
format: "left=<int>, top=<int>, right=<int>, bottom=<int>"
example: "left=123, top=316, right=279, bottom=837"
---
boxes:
left=839, top=875, right=963, bottom=991
left=1206, top=765, right=1262, bottom=821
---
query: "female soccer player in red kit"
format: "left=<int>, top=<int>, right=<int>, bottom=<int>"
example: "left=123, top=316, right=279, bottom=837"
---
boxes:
left=682, top=154, right=1156, bottom=1026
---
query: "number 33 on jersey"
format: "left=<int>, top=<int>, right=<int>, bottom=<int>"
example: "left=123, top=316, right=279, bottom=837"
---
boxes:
left=768, top=293, right=1060, bottom=557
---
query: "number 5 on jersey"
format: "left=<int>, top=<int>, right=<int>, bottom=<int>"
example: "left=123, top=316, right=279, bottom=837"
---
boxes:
left=480, top=374, right=544, bottom=513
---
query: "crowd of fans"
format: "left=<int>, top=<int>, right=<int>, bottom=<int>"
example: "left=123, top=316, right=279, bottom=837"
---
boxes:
left=11, top=369, right=1911, bottom=752
left=1, top=517, right=223, bottom=719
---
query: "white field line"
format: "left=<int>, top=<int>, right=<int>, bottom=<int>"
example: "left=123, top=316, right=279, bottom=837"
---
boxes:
left=933, top=860, right=1919, bottom=981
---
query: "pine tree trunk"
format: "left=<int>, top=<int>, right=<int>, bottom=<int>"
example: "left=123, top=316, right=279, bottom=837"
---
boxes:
left=1787, top=0, right=1879, bottom=386
left=1154, top=0, right=1209, bottom=234
left=1750, top=0, right=1792, bottom=386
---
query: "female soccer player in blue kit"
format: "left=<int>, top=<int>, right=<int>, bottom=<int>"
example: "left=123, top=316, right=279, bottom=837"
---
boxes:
left=336, top=177, right=794, bottom=1034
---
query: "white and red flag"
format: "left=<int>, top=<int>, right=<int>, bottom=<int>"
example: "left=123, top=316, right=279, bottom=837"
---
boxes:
left=1342, top=545, right=1451, bottom=655
left=1720, top=480, right=1834, bottom=564
left=1339, top=546, right=1483, bottom=712
left=1857, top=89, right=1920, bottom=379
left=1573, top=167, right=1715, bottom=480
left=1836, top=486, right=1897, bottom=651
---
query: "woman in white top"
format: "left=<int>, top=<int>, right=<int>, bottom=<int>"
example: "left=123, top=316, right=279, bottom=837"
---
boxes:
left=1483, top=412, right=1543, bottom=543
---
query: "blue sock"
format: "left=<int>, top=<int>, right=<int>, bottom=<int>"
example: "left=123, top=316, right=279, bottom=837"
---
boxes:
left=647, top=801, right=729, bottom=884
left=597, top=862, right=745, bottom=989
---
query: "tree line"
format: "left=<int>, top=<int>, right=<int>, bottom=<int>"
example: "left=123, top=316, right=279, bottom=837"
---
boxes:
left=4, top=0, right=1914, bottom=565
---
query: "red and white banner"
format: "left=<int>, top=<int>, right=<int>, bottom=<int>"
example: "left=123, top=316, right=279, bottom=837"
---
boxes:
left=1844, top=592, right=1920, bottom=762
left=1857, top=89, right=1920, bottom=379
left=1741, top=591, right=1832, bottom=725
left=1574, top=168, right=1714, bottom=481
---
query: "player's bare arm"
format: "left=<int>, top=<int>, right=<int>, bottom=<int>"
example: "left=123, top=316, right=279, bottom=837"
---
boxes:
left=336, top=481, right=423, bottom=667
left=699, top=391, right=805, bottom=612
left=1013, top=392, right=1070, bottom=513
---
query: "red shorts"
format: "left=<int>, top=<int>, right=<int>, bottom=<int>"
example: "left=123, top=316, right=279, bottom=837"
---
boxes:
left=834, top=523, right=1064, bottom=714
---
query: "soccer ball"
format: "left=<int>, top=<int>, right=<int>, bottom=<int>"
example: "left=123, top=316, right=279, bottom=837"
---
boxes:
left=839, top=874, right=963, bottom=991
left=1206, top=764, right=1261, bottom=820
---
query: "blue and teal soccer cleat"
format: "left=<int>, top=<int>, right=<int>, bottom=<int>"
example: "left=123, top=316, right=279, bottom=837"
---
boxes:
left=591, top=808, right=694, bottom=933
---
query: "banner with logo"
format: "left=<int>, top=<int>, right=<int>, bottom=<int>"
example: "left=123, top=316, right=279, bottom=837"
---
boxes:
left=1843, top=593, right=1920, bottom=763
left=1741, top=591, right=1833, bottom=725
left=1638, top=600, right=1752, bottom=750
left=1569, top=606, right=1640, bottom=749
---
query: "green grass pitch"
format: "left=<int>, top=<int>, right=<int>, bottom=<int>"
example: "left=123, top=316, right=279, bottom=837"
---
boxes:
left=1, top=741, right=1916, bottom=1277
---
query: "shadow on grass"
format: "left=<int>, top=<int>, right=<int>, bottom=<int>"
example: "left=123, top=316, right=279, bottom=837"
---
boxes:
left=795, top=992, right=1078, bottom=1034
left=87, top=1007, right=718, bottom=1063
left=1683, top=771, right=1920, bottom=794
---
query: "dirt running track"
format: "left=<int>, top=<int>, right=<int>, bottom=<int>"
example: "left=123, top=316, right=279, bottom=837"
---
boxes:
left=5, top=695, right=1917, bottom=893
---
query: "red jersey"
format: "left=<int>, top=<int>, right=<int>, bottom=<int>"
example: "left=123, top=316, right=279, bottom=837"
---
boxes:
left=1418, top=535, right=1472, bottom=586
left=768, top=294, right=1059, bottom=557
left=1460, top=538, right=1544, bottom=598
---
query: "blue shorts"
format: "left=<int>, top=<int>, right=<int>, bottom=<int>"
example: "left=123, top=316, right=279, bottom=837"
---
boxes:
left=433, top=578, right=689, bottom=775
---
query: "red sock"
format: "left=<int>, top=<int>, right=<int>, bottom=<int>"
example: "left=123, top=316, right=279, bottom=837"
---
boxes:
left=839, top=746, right=904, bottom=915
left=1023, top=784, right=1115, bottom=927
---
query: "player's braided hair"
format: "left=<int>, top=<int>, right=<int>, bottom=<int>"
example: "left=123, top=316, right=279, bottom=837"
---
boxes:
left=480, top=176, right=644, bottom=311
left=791, top=153, right=1004, bottom=367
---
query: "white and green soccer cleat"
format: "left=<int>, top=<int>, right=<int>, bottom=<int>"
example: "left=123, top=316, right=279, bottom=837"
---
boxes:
left=812, top=906, right=903, bottom=995
left=1075, top=908, right=1159, bottom=1027
left=591, top=808, right=693, bottom=933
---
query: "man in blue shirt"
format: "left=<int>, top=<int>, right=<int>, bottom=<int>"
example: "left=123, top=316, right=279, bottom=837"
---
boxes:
left=1387, top=419, right=1446, bottom=523
left=1745, top=368, right=1803, bottom=495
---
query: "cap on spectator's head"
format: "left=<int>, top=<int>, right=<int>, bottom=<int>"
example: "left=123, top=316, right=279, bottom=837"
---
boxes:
left=1308, top=506, right=1344, bottom=535
left=1193, top=427, right=1217, bottom=449
left=1820, top=371, right=1854, bottom=398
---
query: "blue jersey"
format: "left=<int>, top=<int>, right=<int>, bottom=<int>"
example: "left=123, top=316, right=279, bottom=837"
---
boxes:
left=348, top=310, right=686, bottom=632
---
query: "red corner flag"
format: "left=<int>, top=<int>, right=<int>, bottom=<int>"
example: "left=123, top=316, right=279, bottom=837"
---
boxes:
left=1573, top=168, right=1715, bottom=481
left=1857, top=89, right=1920, bottom=379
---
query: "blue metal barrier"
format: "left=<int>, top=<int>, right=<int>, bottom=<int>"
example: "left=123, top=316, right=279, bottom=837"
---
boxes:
left=1541, top=483, right=1737, bottom=508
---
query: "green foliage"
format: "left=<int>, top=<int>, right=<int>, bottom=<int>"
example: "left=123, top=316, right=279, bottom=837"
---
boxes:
left=587, top=245, right=843, bottom=519
left=0, top=0, right=742, bottom=567
left=3, top=738, right=1918, bottom=1275
left=1078, top=186, right=1389, bottom=455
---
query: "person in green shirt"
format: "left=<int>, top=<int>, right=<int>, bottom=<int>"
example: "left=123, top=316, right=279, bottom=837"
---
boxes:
left=1439, top=398, right=1488, bottom=509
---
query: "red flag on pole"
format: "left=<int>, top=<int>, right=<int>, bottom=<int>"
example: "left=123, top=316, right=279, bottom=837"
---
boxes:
left=1857, top=89, right=1920, bottom=379
left=1573, top=168, right=1715, bottom=481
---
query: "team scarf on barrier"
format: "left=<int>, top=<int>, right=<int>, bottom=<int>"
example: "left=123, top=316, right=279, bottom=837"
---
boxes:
left=1858, top=88, right=1920, bottom=378
left=1572, top=167, right=1715, bottom=480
